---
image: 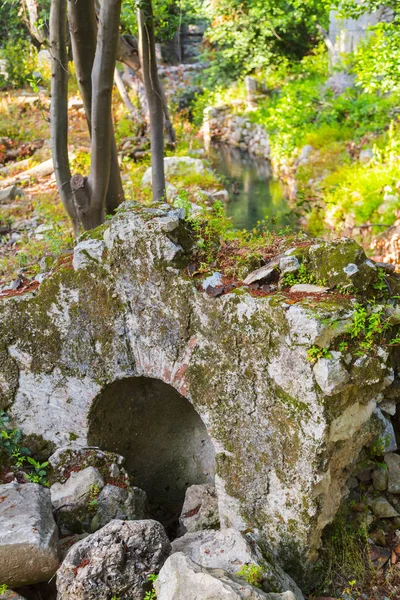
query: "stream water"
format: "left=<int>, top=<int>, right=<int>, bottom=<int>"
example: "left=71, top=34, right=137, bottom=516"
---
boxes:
left=207, top=144, right=297, bottom=232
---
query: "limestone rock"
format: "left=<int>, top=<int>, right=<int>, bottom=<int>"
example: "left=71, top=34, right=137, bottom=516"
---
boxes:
left=50, top=466, right=104, bottom=534
left=244, top=265, right=277, bottom=285
left=279, top=256, right=300, bottom=274
left=385, top=453, right=400, bottom=494
left=0, top=483, right=59, bottom=587
left=72, top=239, right=105, bottom=270
left=372, top=465, right=388, bottom=492
left=307, top=239, right=378, bottom=292
left=0, top=185, right=23, bottom=203
left=155, top=553, right=297, bottom=600
left=51, top=466, right=104, bottom=510
left=91, top=484, right=149, bottom=531
left=359, top=148, right=374, bottom=163
left=289, top=284, right=328, bottom=294
left=369, top=496, right=399, bottom=518
left=178, top=484, right=219, bottom=535
left=313, top=352, right=350, bottom=395
left=0, top=591, right=28, bottom=600
left=171, top=529, right=303, bottom=599
left=373, top=407, right=397, bottom=453
left=142, top=156, right=205, bottom=187
left=57, top=519, right=171, bottom=600
left=49, top=447, right=128, bottom=485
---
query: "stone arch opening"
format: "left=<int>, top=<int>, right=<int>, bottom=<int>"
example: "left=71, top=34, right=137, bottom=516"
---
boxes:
left=87, top=376, right=215, bottom=531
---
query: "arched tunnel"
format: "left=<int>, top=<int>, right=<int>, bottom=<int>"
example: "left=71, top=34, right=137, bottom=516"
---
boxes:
left=87, top=377, right=216, bottom=531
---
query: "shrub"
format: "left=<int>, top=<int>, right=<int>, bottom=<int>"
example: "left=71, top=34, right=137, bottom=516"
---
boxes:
left=0, top=39, right=38, bottom=88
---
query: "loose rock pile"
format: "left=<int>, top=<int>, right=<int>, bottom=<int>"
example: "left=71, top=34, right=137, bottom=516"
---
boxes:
left=0, top=445, right=303, bottom=599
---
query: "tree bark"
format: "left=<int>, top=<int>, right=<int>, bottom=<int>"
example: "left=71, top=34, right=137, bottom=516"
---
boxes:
left=138, top=0, right=166, bottom=202
left=68, top=0, right=124, bottom=219
left=49, top=0, right=79, bottom=235
left=86, top=0, right=122, bottom=227
left=118, top=33, right=176, bottom=147
left=23, top=0, right=47, bottom=45
left=114, top=67, right=141, bottom=121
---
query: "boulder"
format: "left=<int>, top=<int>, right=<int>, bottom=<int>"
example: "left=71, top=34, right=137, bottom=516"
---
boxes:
left=142, top=156, right=205, bottom=187
left=369, top=496, right=399, bottom=518
left=313, top=352, right=350, bottom=396
left=90, top=484, right=149, bottom=531
left=57, top=519, right=171, bottom=600
left=0, top=185, right=22, bottom=203
left=0, top=591, right=28, bottom=600
left=171, top=529, right=303, bottom=599
left=154, top=553, right=297, bottom=600
left=50, top=466, right=105, bottom=534
left=306, top=239, right=379, bottom=292
left=178, top=484, right=219, bottom=535
left=384, top=453, right=400, bottom=494
left=48, top=447, right=129, bottom=486
left=0, top=483, right=59, bottom=588
left=372, top=465, right=388, bottom=492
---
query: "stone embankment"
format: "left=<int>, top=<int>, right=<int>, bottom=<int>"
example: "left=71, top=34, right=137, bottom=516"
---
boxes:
left=203, top=105, right=271, bottom=159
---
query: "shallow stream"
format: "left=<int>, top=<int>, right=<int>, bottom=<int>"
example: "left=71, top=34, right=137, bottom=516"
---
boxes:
left=207, top=144, right=297, bottom=232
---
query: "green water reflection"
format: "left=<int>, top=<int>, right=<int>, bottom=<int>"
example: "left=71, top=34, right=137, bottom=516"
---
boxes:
left=207, top=144, right=297, bottom=232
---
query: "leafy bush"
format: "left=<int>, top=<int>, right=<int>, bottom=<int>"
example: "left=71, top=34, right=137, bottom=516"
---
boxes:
left=0, top=39, right=38, bottom=88
left=352, top=23, right=400, bottom=94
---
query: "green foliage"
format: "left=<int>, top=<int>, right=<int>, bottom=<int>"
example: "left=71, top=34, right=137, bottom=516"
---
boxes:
left=317, top=509, right=371, bottom=596
left=202, top=0, right=330, bottom=84
left=0, top=39, right=38, bottom=88
left=0, top=584, right=8, bottom=594
left=306, top=346, right=332, bottom=363
left=282, top=263, right=321, bottom=288
left=368, top=434, right=392, bottom=458
left=185, top=200, right=232, bottom=266
left=237, top=564, right=263, bottom=588
left=26, top=456, right=50, bottom=486
left=352, top=23, right=400, bottom=94
left=144, top=574, right=158, bottom=600
left=0, top=412, right=49, bottom=485
left=345, top=304, right=390, bottom=355
left=87, top=483, right=101, bottom=510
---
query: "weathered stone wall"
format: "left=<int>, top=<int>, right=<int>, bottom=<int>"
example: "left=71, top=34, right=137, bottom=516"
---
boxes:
left=0, top=202, right=396, bottom=579
left=203, top=106, right=270, bottom=159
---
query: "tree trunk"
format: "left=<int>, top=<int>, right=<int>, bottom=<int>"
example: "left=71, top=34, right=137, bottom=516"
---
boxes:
left=86, top=0, right=122, bottom=227
left=49, top=0, right=79, bottom=235
left=138, top=0, right=166, bottom=202
left=23, top=0, right=47, bottom=45
left=114, top=67, right=141, bottom=121
left=68, top=0, right=124, bottom=219
left=118, top=33, right=176, bottom=147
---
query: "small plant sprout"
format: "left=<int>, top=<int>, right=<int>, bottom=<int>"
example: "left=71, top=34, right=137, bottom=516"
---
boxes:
left=237, top=564, right=263, bottom=588
left=306, top=346, right=332, bottom=363
left=144, top=573, right=158, bottom=600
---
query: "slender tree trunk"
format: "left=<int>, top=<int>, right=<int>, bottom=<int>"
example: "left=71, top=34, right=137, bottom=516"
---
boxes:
left=138, top=0, right=166, bottom=202
left=49, top=0, right=79, bottom=235
left=114, top=67, right=141, bottom=120
left=23, top=0, right=47, bottom=45
left=68, top=0, right=124, bottom=219
left=118, top=33, right=176, bottom=147
left=86, top=0, right=122, bottom=226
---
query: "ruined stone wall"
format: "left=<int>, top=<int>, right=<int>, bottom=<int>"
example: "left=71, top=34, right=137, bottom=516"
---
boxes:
left=203, top=106, right=270, bottom=160
left=0, top=202, right=397, bottom=579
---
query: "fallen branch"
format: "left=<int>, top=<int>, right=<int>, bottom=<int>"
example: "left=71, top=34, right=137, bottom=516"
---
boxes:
left=0, top=158, right=54, bottom=187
